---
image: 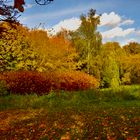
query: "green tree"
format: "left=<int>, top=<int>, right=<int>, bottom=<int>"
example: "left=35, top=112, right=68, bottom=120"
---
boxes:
left=101, top=42, right=120, bottom=88
left=70, top=9, right=102, bottom=78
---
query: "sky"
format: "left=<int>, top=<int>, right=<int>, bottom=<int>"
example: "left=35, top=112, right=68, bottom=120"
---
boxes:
left=19, top=0, right=140, bottom=46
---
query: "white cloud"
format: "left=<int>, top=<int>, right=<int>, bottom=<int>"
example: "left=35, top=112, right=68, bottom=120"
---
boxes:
left=48, top=18, right=81, bottom=35
left=136, top=30, right=140, bottom=35
left=100, top=12, right=121, bottom=27
left=100, top=12, right=135, bottom=27
left=120, top=19, right=134, bottom=26
left=101, top=27, right=135, bottom=39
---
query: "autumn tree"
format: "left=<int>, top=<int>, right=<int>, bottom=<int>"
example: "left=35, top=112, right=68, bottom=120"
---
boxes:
left=120, top=51, right=140, bottom=85
left=123, top=42, right=140, bottom=55
left=0, top=22, right=40, bottom=71
left=29, top=29, right=77, bottom=71
left=70, top=9, right=102, bottom=78
left=117, top=42, right=140, bottom=85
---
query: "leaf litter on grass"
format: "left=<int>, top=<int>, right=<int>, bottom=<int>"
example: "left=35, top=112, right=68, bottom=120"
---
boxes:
left=0, top=107, right=140, bottom=139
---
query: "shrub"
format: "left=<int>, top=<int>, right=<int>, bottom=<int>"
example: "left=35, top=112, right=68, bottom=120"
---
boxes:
left=0, top=80, right=9, bottom=96
left=51, top=71, right=99, bottom=91
left=1, top=71, right=51, bottom=95
left=0, top=71, right=99, bottom=95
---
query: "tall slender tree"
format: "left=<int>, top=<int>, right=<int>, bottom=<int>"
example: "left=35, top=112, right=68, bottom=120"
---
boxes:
left=101, top=42, right=120, bottom=88
left=70, top=9, right=102, bottom=77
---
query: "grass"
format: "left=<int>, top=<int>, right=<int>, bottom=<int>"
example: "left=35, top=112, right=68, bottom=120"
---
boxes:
left=0, top=85, right=140, bottom=139
left=0, top=85, right=140, bottom=111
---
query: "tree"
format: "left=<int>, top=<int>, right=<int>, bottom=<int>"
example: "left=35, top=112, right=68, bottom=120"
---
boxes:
left=70, top=9, right=102, bottom=77
left=101, top=42, right=120, bottom=88
left=120, top=54, right=140, bottom=85
left=0, top=0, right=20, bottom=21
left=29, top=29, right=77, bottom=71
left=0, top=22, right=40, bottom=71
left=123, top=42, right=140, bottom=55
left=119, top=42, right=140, bottom=85
left=0, top=0, right=54, bottom=21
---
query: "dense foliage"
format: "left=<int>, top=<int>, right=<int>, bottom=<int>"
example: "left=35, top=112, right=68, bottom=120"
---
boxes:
left=29, top=30, right=77, bottom=71
left=0, top=22, right=40, bottom=71
left=0, top=9, right=140, bottom=89
left=0, top=71, right=99, bottom=95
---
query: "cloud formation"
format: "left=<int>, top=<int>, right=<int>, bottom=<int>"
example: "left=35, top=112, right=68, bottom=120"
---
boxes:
left=120, top=19, right=134, bottom=26
left=100, top=12, right=121, bottom=27
left=49, top=18, right=81, bottom=35
left=101, top=27, right=135, bottom=39
left=100, top=12, right=135, bottom=27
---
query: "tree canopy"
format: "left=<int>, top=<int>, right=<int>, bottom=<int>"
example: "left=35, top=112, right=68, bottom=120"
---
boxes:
left=0, top=9, right=140, bottom=88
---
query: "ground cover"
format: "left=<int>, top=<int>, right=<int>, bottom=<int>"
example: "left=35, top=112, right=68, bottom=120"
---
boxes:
left=0, top=86, right=140, bottom=139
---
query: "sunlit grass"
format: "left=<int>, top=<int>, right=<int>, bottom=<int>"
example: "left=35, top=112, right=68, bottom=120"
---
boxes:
left=0, top=85, right=140, bottom=110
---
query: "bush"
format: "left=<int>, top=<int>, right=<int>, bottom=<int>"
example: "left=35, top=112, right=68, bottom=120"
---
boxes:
left=0, top=71, right=99, bottom=95
left=0, top=80, right=9, bottom=96
left=51, top=71, right=99, bottom=91
left=1, top=71, right=51, bottom=95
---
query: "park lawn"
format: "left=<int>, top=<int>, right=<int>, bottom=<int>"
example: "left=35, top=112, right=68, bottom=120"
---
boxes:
left=0, top=86, right=140, bottom=139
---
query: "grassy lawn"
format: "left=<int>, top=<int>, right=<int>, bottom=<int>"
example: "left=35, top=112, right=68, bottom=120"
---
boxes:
left=0, top=85, right=140, bottom=139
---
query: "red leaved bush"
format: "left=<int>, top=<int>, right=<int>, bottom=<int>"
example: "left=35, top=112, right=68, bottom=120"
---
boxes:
left=0, top=71, right=51, bottom=95
left=0, top=71, right=99, bottom=95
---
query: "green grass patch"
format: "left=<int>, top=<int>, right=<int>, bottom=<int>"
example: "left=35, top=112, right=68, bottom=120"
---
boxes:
left=0, top=85, right=140, bottom=111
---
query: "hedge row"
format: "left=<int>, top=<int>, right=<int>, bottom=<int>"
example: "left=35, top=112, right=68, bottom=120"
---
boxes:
left=0, top=71, right=99, bottom=95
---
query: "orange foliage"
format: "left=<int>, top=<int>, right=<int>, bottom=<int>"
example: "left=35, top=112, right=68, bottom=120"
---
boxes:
left=48, top=35, right=76, bottom=64
left=29, top=29, right=77, bottom=71
left=51, top=71, right=99, bottom=91
left=0, top=71, right=99, bottom=95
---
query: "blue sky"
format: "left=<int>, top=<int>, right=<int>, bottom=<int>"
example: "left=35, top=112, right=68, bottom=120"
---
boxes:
left=19, top=0, right=140, bottom=45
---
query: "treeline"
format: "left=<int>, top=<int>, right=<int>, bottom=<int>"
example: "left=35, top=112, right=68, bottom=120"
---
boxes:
left=0, top=9, right=140, bottom=88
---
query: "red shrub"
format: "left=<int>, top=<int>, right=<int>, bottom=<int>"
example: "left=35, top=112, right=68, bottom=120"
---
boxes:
left=1, top=71, right=51, bottom=95
left=0, top=71, right=99, bottom=95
